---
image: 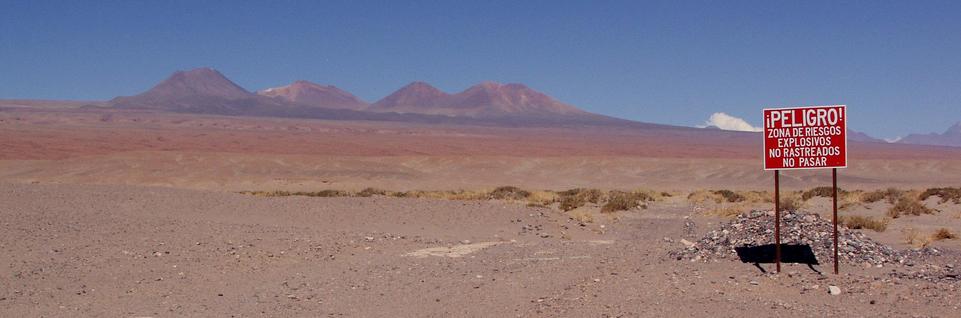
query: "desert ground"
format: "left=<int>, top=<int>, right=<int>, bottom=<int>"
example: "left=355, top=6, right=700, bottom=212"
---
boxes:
left=2, top=106, right=960, bottom=317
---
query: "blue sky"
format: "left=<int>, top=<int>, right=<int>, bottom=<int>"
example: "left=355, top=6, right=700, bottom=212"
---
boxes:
left=2, top=1, right=959, bottom=139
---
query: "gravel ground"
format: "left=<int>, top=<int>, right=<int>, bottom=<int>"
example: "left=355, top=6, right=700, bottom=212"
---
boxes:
left=1, top=182, right=959, bottom=317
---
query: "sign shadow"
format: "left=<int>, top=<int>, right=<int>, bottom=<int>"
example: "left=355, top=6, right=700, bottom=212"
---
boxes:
left=734, top=244, right=822, bottom=274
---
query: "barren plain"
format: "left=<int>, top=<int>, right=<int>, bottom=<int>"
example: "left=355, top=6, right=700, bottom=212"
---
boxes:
left=1, top=106, right=960, bottom=317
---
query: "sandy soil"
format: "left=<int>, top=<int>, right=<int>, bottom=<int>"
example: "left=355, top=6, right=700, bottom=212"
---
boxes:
left=1, top=182, right=959, bottom=317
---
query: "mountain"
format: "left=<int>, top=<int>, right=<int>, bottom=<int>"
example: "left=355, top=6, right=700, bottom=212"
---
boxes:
left=258, top=80, right=368, bottom=111
left=109, top=68, right=286, bottom=114
left=106, top=68, right=655, bottom=128
left=447, top=82, right=587, bottom=116
left=898, top=121, right=961, bottom=147
left=371, top=81, right=589, bottom=117
left=848, top=129, right=884, bottom=143
left=370, top=81, right=449, bottom=113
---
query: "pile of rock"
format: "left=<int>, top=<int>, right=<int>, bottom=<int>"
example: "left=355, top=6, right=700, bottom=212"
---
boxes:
left=673, top=210, right=927, bottom=266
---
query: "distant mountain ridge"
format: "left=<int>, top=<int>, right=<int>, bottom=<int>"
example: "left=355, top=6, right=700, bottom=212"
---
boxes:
left=898, top=122, right=961, bottom=147
left=258, top=80, right=368, bottom=111
left=108, top=67, right=621, bottom=125
left=109, top=68, right=287, bottom=115
left=370, top=81, right=586, bottom=117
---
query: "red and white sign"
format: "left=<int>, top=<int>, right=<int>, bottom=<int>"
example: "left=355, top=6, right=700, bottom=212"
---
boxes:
left=763, top=105, right=847, bottom=170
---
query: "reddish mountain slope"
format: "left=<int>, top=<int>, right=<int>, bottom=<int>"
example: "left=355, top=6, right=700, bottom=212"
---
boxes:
left=258, top=81, right=368, bottom=110
left=370, top=81, right=449, bottom=113
left=372, top=81, right=589, bottom=117
left=109, top=68, right=286, bottom=114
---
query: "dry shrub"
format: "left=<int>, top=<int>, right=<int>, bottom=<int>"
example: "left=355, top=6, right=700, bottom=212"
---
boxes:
left=239, top=190, right=290, bottom=197
left=903, top=228, right=933, bottom=248
left=703, top=203, right=748, bottom=218
left=801, top=186, right=847, bottom=201
left=488, top=186, right=531, bottom=200
left=300, top=190, right=348, bottom=197
left=526, top=202, right=547, bottom=208
left=601, top=191, right=650, bottom=213
left=837, top=191, right=864, bottom=210
left=712, top=190, right=745, bottom=203
left=393, top=190, right=487, bottom=200
left=887, top=195, right=934, bottom=218
left=688, top=190, right=722, bottom=204
left=355, top=187, right=387, bottom=197
left=862, top=188, right=903, bottom=204
left=240, top=190, right=351, bottom=197
left=568, top=208, right=594, bottom=223
left=919, top=187, right=961, bottom=204
left=526, top=190, right=558, bottom=206
left=839, top=215, right=888, bottom=232
left=558, top=188, right=604, bottom=211
left=689, top=190, right=771, bottom=205
left=559, top=195, right=586, bottom=211
left=778, top=193, right=805, bottom=211
left=932, top=228, right=957, bottom=241
left=631, top=189, right=662, bottom=201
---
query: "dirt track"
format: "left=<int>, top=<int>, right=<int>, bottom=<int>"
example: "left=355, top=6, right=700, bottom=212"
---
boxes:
left=2, top=183, right=959, bottom=317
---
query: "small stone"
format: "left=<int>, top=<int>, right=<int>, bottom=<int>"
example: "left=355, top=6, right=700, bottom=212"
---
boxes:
left=828, top=285, right=841, bottom=295
left=749, top=280, right=759, bottom=285
left=593, top=278, right=601, bottom=282
left=680, top=239, right=695, bottom=248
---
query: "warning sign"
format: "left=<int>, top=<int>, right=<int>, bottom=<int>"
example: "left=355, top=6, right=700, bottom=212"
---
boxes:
left=763, top=105, right=847, bottom=170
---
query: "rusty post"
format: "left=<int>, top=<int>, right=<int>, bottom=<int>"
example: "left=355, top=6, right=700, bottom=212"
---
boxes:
left=833, top=168, right=839, bottom=275
left=774, top=170, right=781, bottom=273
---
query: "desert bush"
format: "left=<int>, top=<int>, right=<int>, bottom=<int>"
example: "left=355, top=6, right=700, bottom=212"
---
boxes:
left=297, top=190, right=348, bottom=197
left=903, top=228, right=933, bottom=248
left=559, top=188, right=604, bottom=203
left=488, top=186, right=531, bottom=200
left=355, top=187, right=387, bottom=197
left=887, top=195, right=934, bottom=218
left=601, top=191, right=650, bottom=213
left=559, top=195, right=586, bottom=211
left=712, top=190, right=745, bottom=203
left=558, top=188, right=604, bottom=211
left=801, top=186, right=848, bottom=201
left=778, top=193, right=805, bottom=211
left=687, top=190, right=722, bottom=204
left=839, top=215, right=888, bottom=232
left=391, top=190, right=486, bottom=200
left=862, top=188, right=903, bottom=204
left=703, top=203, right=747, bottom=218
left=239, top=190, right=290, bottom=197
left=932, top=228, right=957, bottom=240
left=919, top=187, right=961, bottom=204
left=526, top=190, right=558, bottom=206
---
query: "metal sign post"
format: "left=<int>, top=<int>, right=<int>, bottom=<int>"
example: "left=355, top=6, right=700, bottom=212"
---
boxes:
left=774, top=170, right=781, bottom=273
left=833, top=168, right=839, bottom=275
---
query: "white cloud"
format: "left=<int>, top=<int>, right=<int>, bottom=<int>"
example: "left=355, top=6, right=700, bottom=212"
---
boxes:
left=884, top=136, right=902, bottom=143
left=700, top=112, right=762, bottom=132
